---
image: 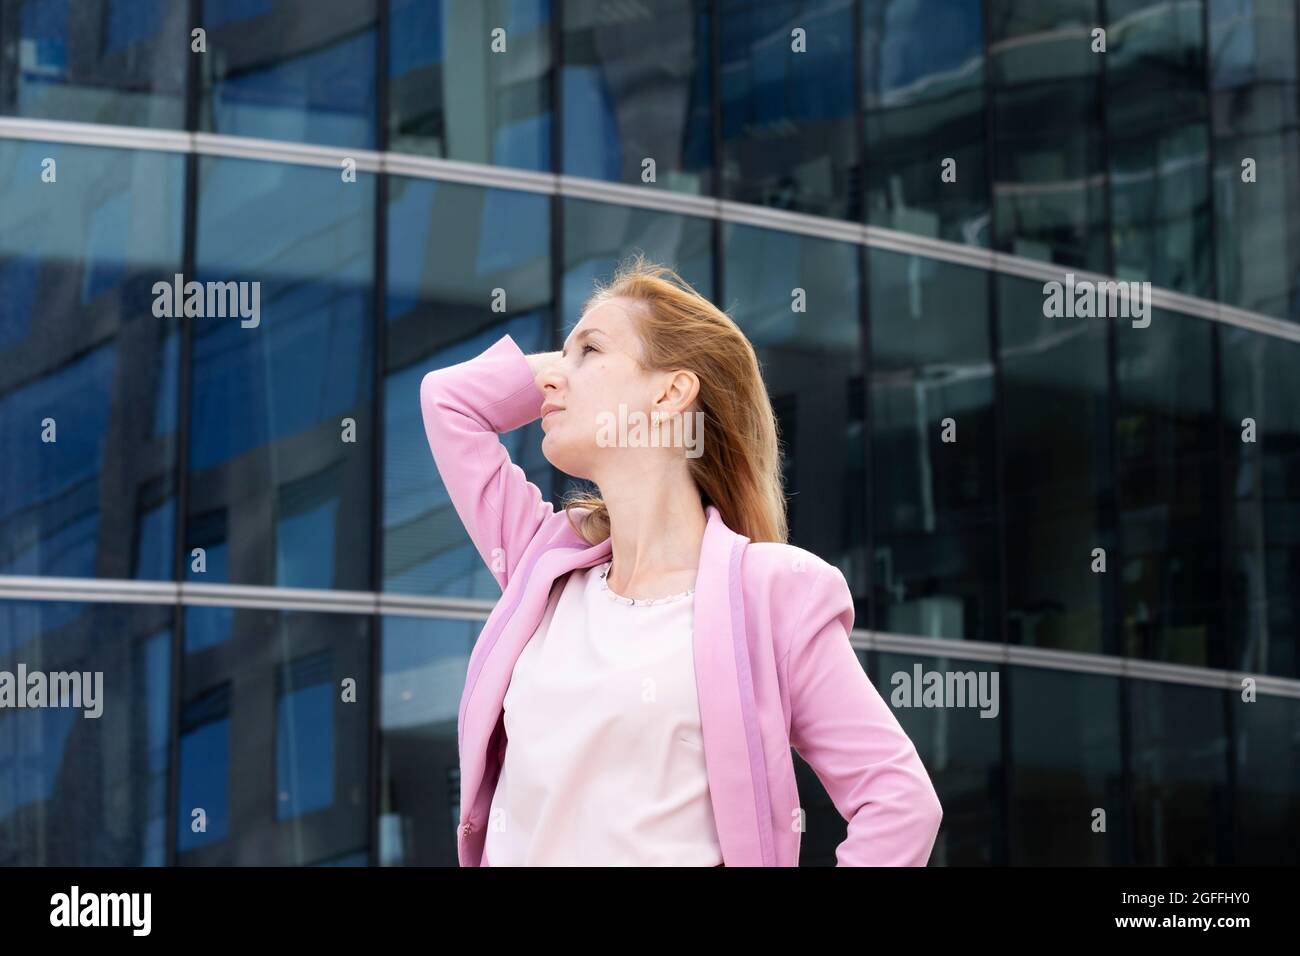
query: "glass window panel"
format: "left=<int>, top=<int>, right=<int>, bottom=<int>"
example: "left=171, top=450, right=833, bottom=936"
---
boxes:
left=1209, top=0, right=1297, bottom=86
left=0, top=253, right=39, bottom=351
left=133, top=498, right=176, bottom=581
left=199, top=0, right=378, bottom=149
left=998, top=273, right=1113, bottom=653
left=179, top=606, right=370, bottom=864
left=275, top=464, right=342, bottom=589
left=561, top=197, right=714, bottom=326
left=1233, top=691, right=1300, bottom=863
left=868, top=249, right=997, bottom=641
left=187, top=156, right=375, bottom=590
left=1009, top=666, right=1123, bottom=864
left=1209, top=0, right=1300, bottom=321
left=177, top=682, right=231, bottom=851
left=312, top=849, right=370, bottom=865
left=863, top=0, right=989, bottom=245
left=275, top=649, right=335, bottom=820
left=0, top=140, right=183, bottom=582
left=1219, top=326, right=1300, bottom=678
left=0, top=0, right=188, bottom=127
left=724, top=224, right=865, bottom=602
left=185, top=601, right=233, bottom=656
left=389, top=0, right=552, bottom=170
left=874, top=652, right=1004, bottom=865
left=152, top=326, right=180, bottom=438
left=561, top=0, right=712, bottom=194
left=1127, top=678, right=1231, bottom=864
left=0, top=600, right=172, bottom=865
left=1106, top=0, right=1212, bottom=295
left=720, top=0, right=860, bottom=220
left=1115, top=311, right=1224, bottom=667
left=379, top=614, right=482, bottom=866
left=988, top=0, right=1108, bottom=269
left=384, top=177, right=552, bottom=598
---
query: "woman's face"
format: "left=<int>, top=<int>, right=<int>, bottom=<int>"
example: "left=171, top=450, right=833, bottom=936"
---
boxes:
left=535, top=298, right=692, bottom=480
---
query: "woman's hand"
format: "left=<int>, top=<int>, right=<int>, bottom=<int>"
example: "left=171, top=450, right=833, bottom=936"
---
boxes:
left=525, top=350, right=562, bottom=379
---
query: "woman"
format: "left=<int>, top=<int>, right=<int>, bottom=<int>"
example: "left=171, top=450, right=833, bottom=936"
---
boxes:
left=419, top=254, right=943, bottom=866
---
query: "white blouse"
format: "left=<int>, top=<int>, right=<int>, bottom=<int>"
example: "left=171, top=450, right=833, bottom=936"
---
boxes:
left=482, top=560, right=724, bottom=866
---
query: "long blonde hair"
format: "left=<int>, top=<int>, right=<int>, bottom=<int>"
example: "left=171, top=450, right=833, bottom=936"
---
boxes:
left=560, top=252, right=788, bottom=545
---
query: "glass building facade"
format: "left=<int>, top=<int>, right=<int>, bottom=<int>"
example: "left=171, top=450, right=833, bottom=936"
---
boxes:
left=0, top=0, right=1297, bottom=866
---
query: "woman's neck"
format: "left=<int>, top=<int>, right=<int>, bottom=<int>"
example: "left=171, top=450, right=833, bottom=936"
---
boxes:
left=598, top=471, right=707, bottom=601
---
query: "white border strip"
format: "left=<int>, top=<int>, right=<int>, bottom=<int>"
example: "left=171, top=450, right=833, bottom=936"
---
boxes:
left=3, top=116, right=1299, bottom=345
left=1, top=574, right=1297, bottom=699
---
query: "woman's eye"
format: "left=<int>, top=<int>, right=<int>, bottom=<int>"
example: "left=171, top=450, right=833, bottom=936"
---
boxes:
left=583, top=344, right=597, bottom=355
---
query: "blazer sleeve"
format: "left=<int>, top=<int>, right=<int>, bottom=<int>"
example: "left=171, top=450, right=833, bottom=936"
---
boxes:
left=784, top=562, right=944, bottom=866
left=418, top=333, right=558, bottom=592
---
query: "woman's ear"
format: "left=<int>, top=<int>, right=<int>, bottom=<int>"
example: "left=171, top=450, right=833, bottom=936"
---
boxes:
left=660, top=368, right=700, bottom=415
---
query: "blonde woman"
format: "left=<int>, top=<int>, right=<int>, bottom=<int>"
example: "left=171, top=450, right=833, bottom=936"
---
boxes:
left=419, top=254, right=942, bottom=866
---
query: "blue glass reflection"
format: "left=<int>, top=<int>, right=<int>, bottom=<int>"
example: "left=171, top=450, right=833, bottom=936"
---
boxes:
left=178, top=685, right=232, bottom=851
left=388, top=0, right=552, bottom=169
left=389, top=0, right=444, bottom=79
left=0, top=706, right=77, bottom=812
left=276, top=651, right=335, bottom=819
left=476, top=188, right=551, bottom=275
left=185, top=154, right=374, bottom=600
left=141, top=629, right=172, bottom=865
left=506, top=0, right=548, bottom=34
left=871, top=0, right=983, bottom=93
left=202, top=0, right=377, bottom=148
left=105, top=0, right=168, bottom=54
left=381, top=615, right=478, bottom=728
left=387, top=180, right=551, bottom=317
left=134, top=499, right=176, bottom=581
left=562, top=68, right=620, bottom=181
left=379, top=615, right=481, bottom=865
left=0, top=139, right=183, bottom=584
left=276, top=495, right=339, bottom=589
left=0, top=603, right=172, bottom=865
left=184, top=603, right=234, bottom=655
left=183, top=511, right=232, bottom=650
left=561, top=0, right=711, bottom=191
left=0, top=344, right=113, bottom=579
left=82, top=190, right=132, bottom=304
left=153, top=328, right=179, bottom=439
left=205, top=0, right=275, bottom=27
left=190, top=157, right=373, bottom=471
left=7, top=0, right=186, bottom=126
left=0, top=258, right=39, bottom=350
left=18, top=0, right=68, bottom=73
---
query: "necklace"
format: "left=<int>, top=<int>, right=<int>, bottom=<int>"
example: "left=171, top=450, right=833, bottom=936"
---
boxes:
left=598, top=561, right=696, bottom=607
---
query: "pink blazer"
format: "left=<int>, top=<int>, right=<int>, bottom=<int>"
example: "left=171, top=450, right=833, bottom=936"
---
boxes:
left=419, top=333, right=944, bottom=866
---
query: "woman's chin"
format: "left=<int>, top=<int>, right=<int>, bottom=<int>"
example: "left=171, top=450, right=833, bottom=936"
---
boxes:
left=540, top=437, right=587, bottom=479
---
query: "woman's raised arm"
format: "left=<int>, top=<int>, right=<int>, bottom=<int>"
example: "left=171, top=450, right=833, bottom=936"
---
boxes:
left=419, top=333, right=561, bottom=592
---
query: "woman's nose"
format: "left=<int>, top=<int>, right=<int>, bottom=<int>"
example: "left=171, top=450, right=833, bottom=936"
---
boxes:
left=537, top=362, right=564, bottom=391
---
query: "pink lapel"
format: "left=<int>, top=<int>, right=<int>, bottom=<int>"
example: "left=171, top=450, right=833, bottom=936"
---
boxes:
left=459, top=536, right=612, bottom=818
left=693, top=505, right=773, bottom=866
